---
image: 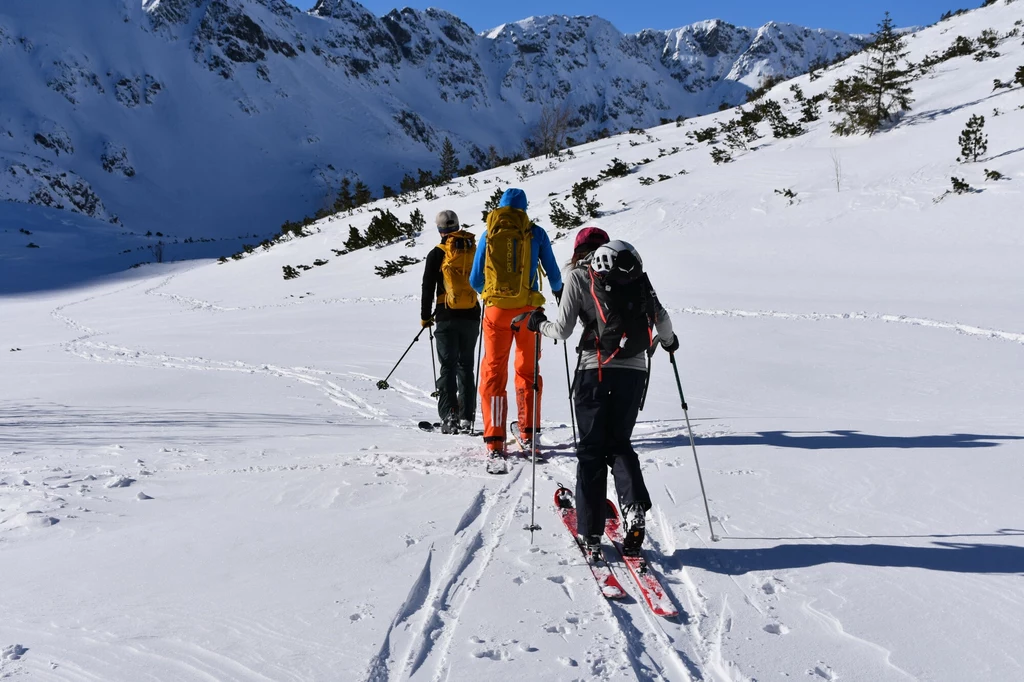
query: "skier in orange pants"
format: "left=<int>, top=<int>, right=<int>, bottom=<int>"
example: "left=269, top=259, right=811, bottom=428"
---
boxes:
left=480, top=306, right=543, bottom=443
left=470, top=189, right=562, bottom=472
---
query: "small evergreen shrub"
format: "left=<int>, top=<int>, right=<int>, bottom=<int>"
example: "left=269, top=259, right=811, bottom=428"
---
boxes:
left=375, top=255, right=420, bottom=278
left=746, top=74, right=786, bottom=102
left=638, top=177, right=654, bottom=186
left=570, top=178, right=601, bottom=218
left=950, top=176, right=974, bottom=194
left=599, top=158, right=631, bottom=179
left=1016, top=66, right=1024, bottom=87
left=984, top=169, right=1006, bottom=181
left=957, top=115, right=988, bottom=163
left=283, top=265, right=300, bottom=280
left=710, top=147, right=733, bottom=164
left=548, top=200, right=582, bottom=230
left=481, top=187, right=504, bottom=223
left=692, top=127, right=719, bottom=144
left=774, top=188, right=797, bottom=204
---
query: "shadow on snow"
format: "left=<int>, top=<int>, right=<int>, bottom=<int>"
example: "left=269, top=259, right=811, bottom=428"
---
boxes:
left=667, top=537, right=1024, bottom=576
left=634, top=430, right=1024, bottom=451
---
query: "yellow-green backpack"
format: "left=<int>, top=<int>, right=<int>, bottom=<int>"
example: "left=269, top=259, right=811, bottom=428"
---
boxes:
left=482, top=207, right=533, bottom=309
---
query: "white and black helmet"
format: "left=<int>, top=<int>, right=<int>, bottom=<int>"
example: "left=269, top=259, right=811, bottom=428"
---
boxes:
left=590, top=239, right=643, bottom=275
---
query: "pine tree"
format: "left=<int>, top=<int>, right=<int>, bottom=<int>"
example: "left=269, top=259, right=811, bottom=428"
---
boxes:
left=957, top=115, right=988, bottom=163
left=1016, top=66, right=1024, bottom=88
left=333, top=177, right=353, bottom=212
left=353, top=180, right=373, bottom=206
left=438, top=137, right=459, bottom=182
left=830, top=12, right=916, bottom=135
left=481, top=187, right=504, bottom=223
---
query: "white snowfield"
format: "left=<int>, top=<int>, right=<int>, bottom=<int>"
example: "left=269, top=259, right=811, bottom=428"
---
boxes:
left=2, top=2, right=1023, bottom=680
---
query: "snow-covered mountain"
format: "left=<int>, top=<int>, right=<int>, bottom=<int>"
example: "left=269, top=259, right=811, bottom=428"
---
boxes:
left=0, top=0, right=861, bottom=236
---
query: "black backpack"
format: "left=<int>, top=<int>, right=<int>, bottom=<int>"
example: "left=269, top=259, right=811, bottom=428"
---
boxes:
left=584, top=250, right=655, bottom=363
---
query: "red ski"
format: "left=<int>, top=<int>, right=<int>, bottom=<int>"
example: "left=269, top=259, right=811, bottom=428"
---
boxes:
left=604, top=500, right=678, bottom=618
left=553, top=488, right=627, bottom=600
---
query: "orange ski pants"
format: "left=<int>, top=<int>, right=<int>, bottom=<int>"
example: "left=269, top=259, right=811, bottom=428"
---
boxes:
left=479, top=305, right=543, bottom=441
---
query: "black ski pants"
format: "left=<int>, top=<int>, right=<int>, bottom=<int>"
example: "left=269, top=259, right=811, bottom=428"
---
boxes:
left=434, top=318, right=479, bottom=422
left=574, top=367, right=652, bottom=537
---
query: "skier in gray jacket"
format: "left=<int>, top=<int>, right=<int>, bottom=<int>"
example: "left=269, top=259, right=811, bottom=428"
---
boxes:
left=525, top=233, right=678, bottom=559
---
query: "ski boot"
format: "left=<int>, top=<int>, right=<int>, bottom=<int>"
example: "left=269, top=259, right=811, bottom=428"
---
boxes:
left=621, top=503, right=646, bottom=557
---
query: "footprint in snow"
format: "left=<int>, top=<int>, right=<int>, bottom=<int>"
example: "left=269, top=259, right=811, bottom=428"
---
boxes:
left=764, top=623, right=790, bottom=635
left=2, top=644, right=28, bottom=661
left=471, top=648, right=509, bottom=661
left=810, top=663, right=837, bottom=680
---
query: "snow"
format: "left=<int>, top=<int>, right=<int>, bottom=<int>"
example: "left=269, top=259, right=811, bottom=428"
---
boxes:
left=2, top=1, right=1024, bottom=680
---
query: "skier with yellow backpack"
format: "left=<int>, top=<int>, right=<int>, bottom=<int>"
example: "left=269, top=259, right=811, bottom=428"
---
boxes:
left=470, top=188, right=563, bottom=473
left=421, top=210, right=481, bottom=434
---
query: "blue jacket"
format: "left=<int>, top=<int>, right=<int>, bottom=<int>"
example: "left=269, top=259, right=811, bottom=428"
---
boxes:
left=470, top=224, right=563, bottom=297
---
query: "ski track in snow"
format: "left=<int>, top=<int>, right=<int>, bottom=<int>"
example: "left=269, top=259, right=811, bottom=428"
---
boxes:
left=674, top=307, right=1024, bottom=347
left=363, top=467, right=528, bottom=682
left=545, top=457, right=716, bottom=682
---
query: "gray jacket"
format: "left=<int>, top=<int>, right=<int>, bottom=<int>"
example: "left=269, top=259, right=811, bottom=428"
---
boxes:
left=539, top=262, right=675, bottom=372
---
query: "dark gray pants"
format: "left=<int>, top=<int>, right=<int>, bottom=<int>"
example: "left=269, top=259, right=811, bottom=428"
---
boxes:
left=434, top=318, right=479, bottom=422
left=573, top=368, right=651, bottom=537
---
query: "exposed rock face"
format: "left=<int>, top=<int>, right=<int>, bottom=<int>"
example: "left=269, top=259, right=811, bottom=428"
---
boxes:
left=0, top=0, right=862, bottom=233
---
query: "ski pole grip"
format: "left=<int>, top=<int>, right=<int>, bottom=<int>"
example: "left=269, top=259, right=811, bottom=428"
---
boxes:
left=510, top=311, right=529, bottom=332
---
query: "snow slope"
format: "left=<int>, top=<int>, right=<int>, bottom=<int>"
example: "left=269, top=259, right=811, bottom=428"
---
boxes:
left=0, top=0, right=861, bottom=236
left=1, top=1, right=1023, bottom=680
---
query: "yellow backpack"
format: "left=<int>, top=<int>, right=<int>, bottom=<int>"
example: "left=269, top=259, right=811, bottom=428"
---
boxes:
left=482, top=207, right=534, bottom=309
left=437, top=230, right=478, bottom=310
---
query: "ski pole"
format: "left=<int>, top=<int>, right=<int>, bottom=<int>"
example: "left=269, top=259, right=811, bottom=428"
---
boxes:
left=377, top=327, right=428, bottom=390
left=563, top=341, right=577, bottom=449
left=511, top=310, right=543, bottom=540
left=428, top=325, right=440, bottom=398
left=473, top=313, right=484, bottom=434
left=669, top=352, right=718, bottom=542
left=639, top=336, right=660, bottom=412
left=526, top=328, right=543, bottom=540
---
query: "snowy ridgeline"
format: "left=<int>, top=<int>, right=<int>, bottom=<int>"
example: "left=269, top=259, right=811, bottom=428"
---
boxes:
left=1, top=1, right=1024, bottom=681
left=0, top=0, right=862, bottom=236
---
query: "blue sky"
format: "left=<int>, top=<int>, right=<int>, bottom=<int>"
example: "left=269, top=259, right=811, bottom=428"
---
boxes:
left=298, top=1, right=958, bottom=34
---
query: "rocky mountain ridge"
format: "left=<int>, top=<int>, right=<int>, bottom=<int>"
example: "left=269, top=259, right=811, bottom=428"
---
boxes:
left=0, top=0, right=863, bottom=235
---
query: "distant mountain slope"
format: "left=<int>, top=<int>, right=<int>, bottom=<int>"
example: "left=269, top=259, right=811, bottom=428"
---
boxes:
left=0, top=0, right=862, bottom=236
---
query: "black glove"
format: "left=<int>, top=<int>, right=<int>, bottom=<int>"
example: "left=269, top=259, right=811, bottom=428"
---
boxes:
left=526, top=308, right=548, bottom=333
left=662, top=333, right=680, bottom=353
left=553, top=288, right=563, bottom=304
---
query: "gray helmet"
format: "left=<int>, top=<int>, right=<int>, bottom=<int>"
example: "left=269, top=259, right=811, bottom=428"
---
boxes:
left=590, top=239, right=642, bottom=274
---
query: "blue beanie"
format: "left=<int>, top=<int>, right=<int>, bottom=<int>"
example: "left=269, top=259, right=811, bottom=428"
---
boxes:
left=498, top=188, right=528, bottom=210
